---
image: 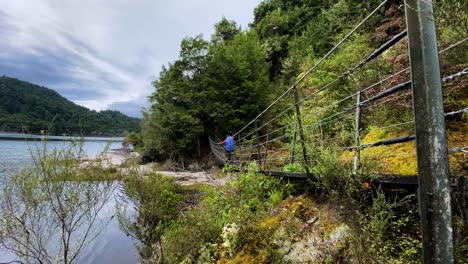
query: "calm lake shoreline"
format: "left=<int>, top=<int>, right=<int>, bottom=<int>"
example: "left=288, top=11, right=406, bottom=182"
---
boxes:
left=0, top=135, right=138, bottom=264
left=0, top=132, right=125, bottom=142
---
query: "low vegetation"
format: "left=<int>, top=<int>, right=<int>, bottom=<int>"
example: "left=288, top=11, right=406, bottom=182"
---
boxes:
left=0, top=140, right=116, bottom=263
left=115, top=159, right=468, bottom=263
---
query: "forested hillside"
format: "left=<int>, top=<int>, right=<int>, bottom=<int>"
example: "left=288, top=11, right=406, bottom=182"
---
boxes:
left=139, top=0, right=467, bottom=165
left=0, top=76, right=141, bottom=136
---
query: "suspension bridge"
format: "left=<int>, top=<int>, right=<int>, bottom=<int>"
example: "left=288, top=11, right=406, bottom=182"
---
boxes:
left=209, top=0, right=467, bottom=262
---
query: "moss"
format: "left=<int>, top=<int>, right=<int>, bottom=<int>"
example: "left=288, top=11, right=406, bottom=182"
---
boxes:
left=342, top=128, right=418, bottom=175
left=232, top=247, right=269, bottom=264
left=341, top=123, right=467, bottom=176
left=259, top=215, right=281, bottom=230
left=446, top=121, right=468, bottom=175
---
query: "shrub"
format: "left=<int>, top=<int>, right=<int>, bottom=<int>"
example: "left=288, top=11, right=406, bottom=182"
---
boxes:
left=282, top=163, right=306, bottom=173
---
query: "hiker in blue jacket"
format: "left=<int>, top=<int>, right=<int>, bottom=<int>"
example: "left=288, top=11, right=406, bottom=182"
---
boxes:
left=219, top=133, right=235, bottom=161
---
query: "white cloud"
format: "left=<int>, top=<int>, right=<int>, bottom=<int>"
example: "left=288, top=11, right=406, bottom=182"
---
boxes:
left=0, top=0, right=261, bottom=117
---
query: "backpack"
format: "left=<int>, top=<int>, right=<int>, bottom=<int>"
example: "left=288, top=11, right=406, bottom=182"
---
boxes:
left=225, top=136, right=235, bottom=152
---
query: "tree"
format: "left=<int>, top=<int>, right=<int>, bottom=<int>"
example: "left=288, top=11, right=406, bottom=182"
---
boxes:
left=142, top=29, right=272, bottom=161
left=143, top=36, right=209, bottom=160
left=206, top=31, right=272, bottom=134
left=212, top=17, right=241, bottom=44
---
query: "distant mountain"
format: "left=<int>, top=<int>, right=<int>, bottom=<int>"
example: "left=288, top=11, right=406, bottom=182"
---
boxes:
left=0, top=76, right=141, bottom=136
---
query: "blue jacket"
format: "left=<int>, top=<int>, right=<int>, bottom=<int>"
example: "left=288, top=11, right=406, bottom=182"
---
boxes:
left=224, top=136, right=235, bottom=152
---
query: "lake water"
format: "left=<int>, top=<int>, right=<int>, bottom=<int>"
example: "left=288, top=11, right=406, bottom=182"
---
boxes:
left=0, top=133, right=138, bottom=264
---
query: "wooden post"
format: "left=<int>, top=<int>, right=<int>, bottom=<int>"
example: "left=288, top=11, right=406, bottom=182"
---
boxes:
left=353, top=92, right=362, bottom=175
left=293, top=86, right=310, bottom=176
left=255, top=120, right=261, bottom=167
left=405, top=0, right=454, bottom=262
left=290, top=123, right=297, bottom=164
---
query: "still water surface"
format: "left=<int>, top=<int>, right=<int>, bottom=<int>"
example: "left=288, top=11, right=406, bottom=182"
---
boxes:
left=0, top=133, right=138, bottom=264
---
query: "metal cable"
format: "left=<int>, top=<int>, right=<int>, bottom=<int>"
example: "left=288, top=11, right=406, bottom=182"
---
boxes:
left=232, top=0, right=390, bottom=138
left=362, top=121, right=414, bottom=134
left=232, top=36, right=466, bottom=145
left=240, top=134, right=289, bottom=153
left=439, top=37, right=468, bottom=53
left=445, top=107, right=468, bottom=116
left=217, top=36, right=468, bottom=168
left=449, top=146, right=468, bottom=153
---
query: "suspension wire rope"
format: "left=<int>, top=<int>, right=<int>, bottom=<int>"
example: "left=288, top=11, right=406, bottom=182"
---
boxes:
left=445, top=107, right=468, bottom=116
left=358, top=67, right=468, bottom=110
left=254, top=140, right=467, bottom=169
left=232, top=0, right=390, bottom=138
left=258, top=134, right=290, bottom=148
left=303, top=109, right=356, bottom=130
left=362, top=121, right=414, bottom=134
left=258, top=124, right=291, bottom=140
left=240, top=134, right=290, bottom=153
left=236, top=107, right=293, bottom=144
left=442, top=67, right=468, bottom=82
left=365, top=91, right=412, bottom=110
left=342, top=107, right=468, bottom=152
left=239, top=146, right=293, bottom=158
left=439, top=37, right=468, bottom=53
left=300, top=38, right=468, bottom=119
left=236, top=30, right=406, bottom=144
left=233, top=30, right=466, bottom=148
left=450, top=146, right=468, bottom=153
left=218, top=32, right=468, bottom=169
left=249, top=66, right=467, bottom=162
left=297, top=31, right=407, bottom=105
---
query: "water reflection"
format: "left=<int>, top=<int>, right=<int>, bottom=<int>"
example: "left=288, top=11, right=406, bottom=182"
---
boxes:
left=0, top=135, right=138, bottom=264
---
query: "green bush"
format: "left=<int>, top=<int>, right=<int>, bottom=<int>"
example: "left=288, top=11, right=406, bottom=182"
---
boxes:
left=118, top=173, right=185, bottom=263
left=161, top=166, right=292, bottom=263
left=282, top=163, right=306, bottom=173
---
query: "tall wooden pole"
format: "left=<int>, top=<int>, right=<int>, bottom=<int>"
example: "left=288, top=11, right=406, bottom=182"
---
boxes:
left=404, top=0, right=454, bottom=262
left=293, top=86, right=310, bottom=176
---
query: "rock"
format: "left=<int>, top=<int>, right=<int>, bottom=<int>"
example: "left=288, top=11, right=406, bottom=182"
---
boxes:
left=329, top=224, right=349, bottom=243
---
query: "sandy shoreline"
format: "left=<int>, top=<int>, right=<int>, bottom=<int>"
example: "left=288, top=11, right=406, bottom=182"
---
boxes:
left=83, top=149, right=224, bottom=186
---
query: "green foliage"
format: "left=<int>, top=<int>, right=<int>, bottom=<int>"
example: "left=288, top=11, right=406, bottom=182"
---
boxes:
left=162, top=186, right=224, bottom=263
left=161, top=168, right=292, bottom=263
left=0, top=76, right=140, bottom=136
left=124, top=131, right=144, bottom=151
left=118, top=173, right=185, bottom=263
left=212, top=17, right=241, bottom=44
left=282, top=162, right=306, bottom=173
left=143, top=30, right=271, bottom=160
left=346, top=192, right=421, bottom=263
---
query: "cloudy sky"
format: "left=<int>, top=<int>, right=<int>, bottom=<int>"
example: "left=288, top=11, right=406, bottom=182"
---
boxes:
left=0, top=0, right=261, bottom=117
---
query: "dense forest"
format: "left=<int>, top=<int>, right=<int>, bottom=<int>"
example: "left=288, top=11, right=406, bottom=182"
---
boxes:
left=0, top=76, right=141, bottom=136
left=138, top=0, right=467, bottom=166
